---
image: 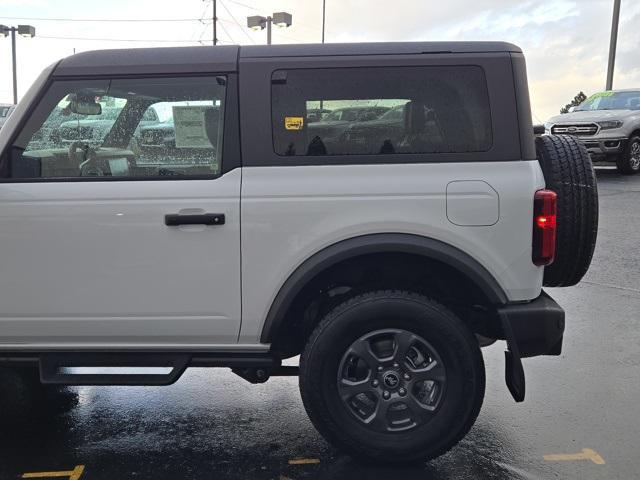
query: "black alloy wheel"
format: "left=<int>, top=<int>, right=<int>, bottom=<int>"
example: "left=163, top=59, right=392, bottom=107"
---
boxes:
left=337, top=328, right=446, bottom=433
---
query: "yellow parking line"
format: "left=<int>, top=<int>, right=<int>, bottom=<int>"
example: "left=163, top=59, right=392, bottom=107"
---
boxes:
left=544, top=449, right=605, bottom=465
left=22, top=465, right=85, bottom=480
left=288, top=458, right=320, bottom=465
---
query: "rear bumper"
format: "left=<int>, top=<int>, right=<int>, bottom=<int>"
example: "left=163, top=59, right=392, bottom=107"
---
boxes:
left=497, top=291, right=565, bottom=358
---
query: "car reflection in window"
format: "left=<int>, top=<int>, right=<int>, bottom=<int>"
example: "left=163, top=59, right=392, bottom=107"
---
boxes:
left=307, top=106, right=389, bottom=145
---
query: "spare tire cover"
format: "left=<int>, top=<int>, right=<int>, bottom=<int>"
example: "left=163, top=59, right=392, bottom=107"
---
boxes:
left=535, top=134, right=598, bottom=287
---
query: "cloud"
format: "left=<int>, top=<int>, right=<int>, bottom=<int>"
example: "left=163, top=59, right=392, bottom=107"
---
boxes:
left=0, top=0, right=45, bottom=5
left=409, top=0, right=640, bottom=119
left=0, top=0, right=637, bottom=122
left=437, top=1, right=578, bottom=38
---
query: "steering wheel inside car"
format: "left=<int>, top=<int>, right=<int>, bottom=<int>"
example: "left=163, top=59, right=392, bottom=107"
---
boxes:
left=69, top=141, right=105, bottom=176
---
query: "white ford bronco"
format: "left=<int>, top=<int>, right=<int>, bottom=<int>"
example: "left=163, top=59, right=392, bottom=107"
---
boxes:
left=0, top=42, right=598, bottom=463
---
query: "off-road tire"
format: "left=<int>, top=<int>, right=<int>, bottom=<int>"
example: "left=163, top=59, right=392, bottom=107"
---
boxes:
left=299, top=290, right=485, bottom=463
left=536, top=134, right=598, bottom=287
left=617, top=135, right=640, bottom=175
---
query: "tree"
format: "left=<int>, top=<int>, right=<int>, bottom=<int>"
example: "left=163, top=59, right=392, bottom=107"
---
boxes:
left=560, top=91, right=587, bottom=114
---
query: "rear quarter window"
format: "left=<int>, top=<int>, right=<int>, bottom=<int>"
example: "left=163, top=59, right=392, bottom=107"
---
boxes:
left=271, top=65, right=492, bottom=158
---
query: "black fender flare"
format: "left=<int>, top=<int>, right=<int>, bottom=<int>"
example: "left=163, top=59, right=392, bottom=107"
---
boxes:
left=260, top=233, right=508, bottom=343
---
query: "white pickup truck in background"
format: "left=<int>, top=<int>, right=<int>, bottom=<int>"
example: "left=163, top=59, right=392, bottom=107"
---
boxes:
left=546, top=89, right=640, bottom=174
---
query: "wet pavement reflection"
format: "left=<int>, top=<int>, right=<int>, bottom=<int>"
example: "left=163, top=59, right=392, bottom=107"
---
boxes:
left=1, top=168, right=639, bottom=480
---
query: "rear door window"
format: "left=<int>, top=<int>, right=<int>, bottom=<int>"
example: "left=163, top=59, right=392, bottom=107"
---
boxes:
left=272, top=66, right=492, bottom=157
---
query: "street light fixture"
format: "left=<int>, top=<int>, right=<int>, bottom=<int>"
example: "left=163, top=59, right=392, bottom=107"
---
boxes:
left=246, top=12, right=292, bottom=45
left=0, top=24, right=36, bottom=104
left=247, top=16, right=268, bottom=31
left=272, top=12, right=292, bottom=28
left=17, top=25, right=36, bottom=38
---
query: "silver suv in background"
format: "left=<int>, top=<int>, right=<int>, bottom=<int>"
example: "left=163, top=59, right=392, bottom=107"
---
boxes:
left=0, top=104, right=16, bottom=130
left=545, top=89, right=640, bottom=174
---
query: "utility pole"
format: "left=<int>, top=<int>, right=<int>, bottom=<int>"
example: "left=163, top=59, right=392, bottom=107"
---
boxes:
left=606, top=0, right=621, bottom=90
left=211, top=0, right=218, bottom=45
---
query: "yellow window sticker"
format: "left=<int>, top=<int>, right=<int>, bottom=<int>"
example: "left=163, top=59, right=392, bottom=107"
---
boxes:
left=285, top=116, right=304, bottom=130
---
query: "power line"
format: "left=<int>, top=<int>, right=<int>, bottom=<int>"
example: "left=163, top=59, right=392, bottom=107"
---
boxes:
left=38, top=35, right=216, bottom=43
left=196, top=1, right=212, bottom=45
left=201, top=16, right=248, bottom=27
left=219, top=0, right=255, bottom=44
left=196, top=23, right=211, bottom=45
left=224, top=0, right=260, bottom=12
left=199, top=2, right=236, bottom=44
left=0, top=16, right=201, bottom=22
left=216, top=17, right=237, bottom=44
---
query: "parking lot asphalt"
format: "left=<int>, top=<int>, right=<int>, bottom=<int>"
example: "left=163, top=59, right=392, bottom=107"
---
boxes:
left=1, top=167, right=639, bottom=480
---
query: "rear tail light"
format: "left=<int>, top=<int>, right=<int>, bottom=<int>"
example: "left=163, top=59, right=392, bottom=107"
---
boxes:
left=532, top=189, right=557, bottom=266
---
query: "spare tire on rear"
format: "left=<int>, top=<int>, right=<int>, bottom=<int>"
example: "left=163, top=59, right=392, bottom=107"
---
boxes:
left=535, top=134, right=598, bottom=287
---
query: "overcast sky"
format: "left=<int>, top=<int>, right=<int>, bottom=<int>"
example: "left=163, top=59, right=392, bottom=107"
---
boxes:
left=1, top=0, right=638, bottom=121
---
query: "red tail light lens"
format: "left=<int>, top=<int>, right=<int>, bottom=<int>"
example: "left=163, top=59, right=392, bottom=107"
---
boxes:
left=532, top=189, right=557, bottom=266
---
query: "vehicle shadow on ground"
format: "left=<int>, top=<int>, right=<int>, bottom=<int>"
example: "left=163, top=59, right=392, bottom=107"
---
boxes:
left=0, top=379, right=526, bottom=480
left=0, top=386, right=79, bottom=451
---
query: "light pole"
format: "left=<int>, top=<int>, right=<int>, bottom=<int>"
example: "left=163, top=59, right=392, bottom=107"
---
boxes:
left=0, top=24, right=36, bottom=104
left=606, top=0, right=621, bottom=90
left=322, top=0, right=326, bottom=43
left=247, top=12, right=292, bottom=45
left=320, top=1, right=326, bottom=111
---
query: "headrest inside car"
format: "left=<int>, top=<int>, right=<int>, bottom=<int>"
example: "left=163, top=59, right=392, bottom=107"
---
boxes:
left=403, top=101, right=427, bottom=134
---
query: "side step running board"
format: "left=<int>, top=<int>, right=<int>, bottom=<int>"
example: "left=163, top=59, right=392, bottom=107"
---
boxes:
left=37, top=352, right=292, bottom=386
left=40, top=353, right=191, bottom=386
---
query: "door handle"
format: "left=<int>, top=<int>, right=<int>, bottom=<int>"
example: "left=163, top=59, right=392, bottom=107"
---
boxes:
left=165, top=213, right=225, bottom=226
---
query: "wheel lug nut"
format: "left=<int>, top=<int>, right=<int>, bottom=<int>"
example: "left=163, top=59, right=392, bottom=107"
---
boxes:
left=372, top=379, right=379, bottom=387
left=377, top=366, right=383, bottom=372
left=382, top=391, right=390, bottom=399
left=399, top=388, right=407, bottom=396
left=393, top=362, right=399, bottom=368
left=403, top=373, right=410, bottom=380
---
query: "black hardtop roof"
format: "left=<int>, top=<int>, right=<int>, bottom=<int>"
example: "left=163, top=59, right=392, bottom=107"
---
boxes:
left=239, top=41, right=521, bottom=57
left=53, top=42, right=521, bottom=77
left=54, top=45, right=239, bottom=77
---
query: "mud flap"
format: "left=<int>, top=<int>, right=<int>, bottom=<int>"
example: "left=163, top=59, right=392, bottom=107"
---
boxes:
left=498, top=311, right=526, bottom=402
